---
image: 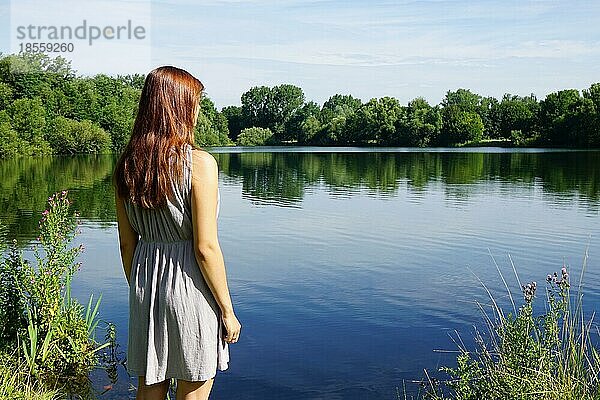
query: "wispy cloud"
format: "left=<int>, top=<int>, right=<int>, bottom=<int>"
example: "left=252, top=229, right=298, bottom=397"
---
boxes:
left=1, top=0, right=598, bottom=107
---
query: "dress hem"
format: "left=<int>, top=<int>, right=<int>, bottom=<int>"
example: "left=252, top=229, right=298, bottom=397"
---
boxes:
left=127, top=364, right=229, bottom=386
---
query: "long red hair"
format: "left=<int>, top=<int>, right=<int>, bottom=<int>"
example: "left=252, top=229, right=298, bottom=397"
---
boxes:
left=113, top=66, right=204, bottom=208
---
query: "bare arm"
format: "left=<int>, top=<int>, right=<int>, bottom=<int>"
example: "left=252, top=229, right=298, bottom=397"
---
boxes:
left=114, top=182, right=139, bottom=286
left=191, top=150, right=241, bottom=343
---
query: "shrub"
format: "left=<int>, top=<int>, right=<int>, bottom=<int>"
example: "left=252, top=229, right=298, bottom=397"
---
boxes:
left=0, top=191, right=109, bottom=396
left=46, top=116, right=111, bottom=154
left=236, top=126, right=275, bottom=146
left=510, top=129, right=539, bottom=147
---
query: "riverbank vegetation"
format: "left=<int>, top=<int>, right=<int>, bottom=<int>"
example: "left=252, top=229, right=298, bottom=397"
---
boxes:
left=0, top=52, right=598, bottom=158
left=407, top=257, right=600, bottom=400
left=0, top=350, right=61, bottom=399
left=0, top=191, right=109, bottom=398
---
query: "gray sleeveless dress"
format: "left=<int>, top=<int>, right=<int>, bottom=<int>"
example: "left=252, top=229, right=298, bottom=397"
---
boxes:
left=124, top=144, right=229, bottom=385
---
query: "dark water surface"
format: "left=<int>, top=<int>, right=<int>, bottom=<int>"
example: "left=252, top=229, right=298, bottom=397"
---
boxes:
left=1, top=147, right=599, bottom=399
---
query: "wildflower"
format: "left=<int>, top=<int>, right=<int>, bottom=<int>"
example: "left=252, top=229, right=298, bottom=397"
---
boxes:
left=522, top=281, right=537, bottom=302
left=558, top=267, right=570, bottom=288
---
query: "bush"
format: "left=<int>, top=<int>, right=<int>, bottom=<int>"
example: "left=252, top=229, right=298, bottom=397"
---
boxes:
left=510, top=129, right=539, bottom=147
left=45, top=116, right=111, bottom=154
left=0, top=191, right=109, bottom=396
left=236, top=126, right=275, bottom=146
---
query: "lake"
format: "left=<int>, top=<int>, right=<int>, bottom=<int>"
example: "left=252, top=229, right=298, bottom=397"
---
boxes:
left=1, top=147, right=599, bottom=399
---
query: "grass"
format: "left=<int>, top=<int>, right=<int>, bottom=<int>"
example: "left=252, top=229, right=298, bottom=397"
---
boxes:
left=403, top=249, right=600, bottom=400
left=0, top=349, right=63, bottom=400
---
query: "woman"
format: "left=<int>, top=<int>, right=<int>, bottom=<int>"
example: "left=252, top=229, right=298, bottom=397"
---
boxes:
left=113, top=66, right=241, bottom=400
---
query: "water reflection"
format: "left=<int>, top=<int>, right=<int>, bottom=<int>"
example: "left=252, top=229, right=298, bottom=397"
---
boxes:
left=0, top=155, right=116, bottom=241
left=1, top=149, right=598, bottom=242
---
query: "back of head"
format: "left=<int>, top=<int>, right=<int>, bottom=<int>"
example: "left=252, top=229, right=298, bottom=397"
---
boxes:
left=113, top=66, right=204, bottom=208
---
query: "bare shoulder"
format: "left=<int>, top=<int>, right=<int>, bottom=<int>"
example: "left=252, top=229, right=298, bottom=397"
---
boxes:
left=191, top=149, right=218, bottom=182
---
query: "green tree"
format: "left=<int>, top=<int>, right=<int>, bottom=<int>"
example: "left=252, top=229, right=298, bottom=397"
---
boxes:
left=221, top=105, right=244, bottom=141
left=0, top=53, right=74, bottom=100
left=195, top=97, right=232, bottom=147
left=579, top=83, right=600, bottom=147
left=313, top=94, right=362, bottom=145
left=39, top=83, right=70, bottom=119
left=8, top=97, right=46, bottom=141
left=347, top=97, right=403, bottom=145
left=439, top=89, right=485, bottom=145
left=272, top=84, right=305, bottom=140
left=286, top=101, right=320, bottom=144
left=319, top=94, right=362, bottom=125
left=241, top=86, right=273, bottom=132
left=0, top=110, right=26, bottom=158
left=538, top=89, right=581, bottom=146
left=240, top=84, right=304, bottom=141
left=497, top=94, right=539, bottom=141
left=480, top=96, right=500, bottom=138
left=439, top=107, right=484, bottom=145
left=442, top=88, right=482, bottom=112
left=62, top=78, right=101, bottom=122
left=7, top=97, right=51, bottom=155
left=0, top=82, right=13, bottom=110
left=299, top=115, right=321, bottom=145
left=395, top=97, right=442, bottom=147
left=99, top=86, right=139, bottom=152
left=116, top=73, right=146, bottom=90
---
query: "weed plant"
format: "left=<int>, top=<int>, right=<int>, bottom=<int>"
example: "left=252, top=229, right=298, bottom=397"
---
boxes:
left=0, top=191, right=109, bottom=398
left=406, top=251, right=600, bottom=400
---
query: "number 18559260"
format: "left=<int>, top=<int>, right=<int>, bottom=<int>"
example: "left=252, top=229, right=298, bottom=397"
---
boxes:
left=19, top=42, right=75, bottom=53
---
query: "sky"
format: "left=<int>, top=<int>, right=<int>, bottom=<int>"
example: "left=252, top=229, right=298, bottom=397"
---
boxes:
left=1, top=0, right=599, bottom=109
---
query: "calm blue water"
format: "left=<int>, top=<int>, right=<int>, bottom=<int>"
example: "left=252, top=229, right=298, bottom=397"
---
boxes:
left=2, top=148, right=599, bottom=399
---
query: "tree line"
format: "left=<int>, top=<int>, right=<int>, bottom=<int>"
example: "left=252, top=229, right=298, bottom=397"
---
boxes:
left=0, top=52, right=598, bottom=158
left=0, top=53, right=231, bottom=158
left=228, top=83, right=600, bottom=148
